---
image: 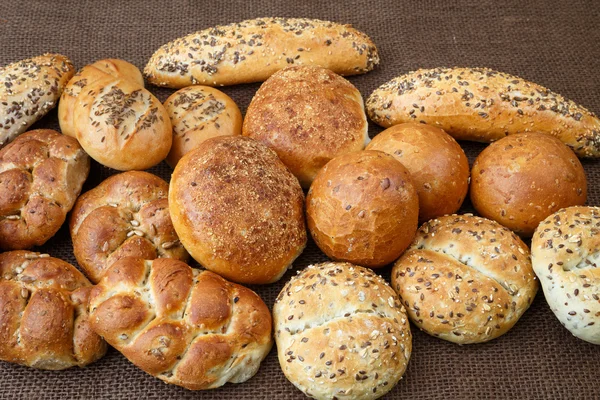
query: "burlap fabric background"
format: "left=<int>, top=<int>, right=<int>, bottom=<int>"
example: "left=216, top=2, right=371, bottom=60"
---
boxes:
left=1, top=0, right=599, bottom=398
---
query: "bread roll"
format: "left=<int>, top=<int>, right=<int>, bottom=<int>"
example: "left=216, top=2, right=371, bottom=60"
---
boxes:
left=306, top=150, right=418, bottom=267
left=144, top=17, right=379, bottom=88
left=531, top=206, right=600, bottom=344
left=0, top=251, right=106, bottom=369
left=243, top=65, right=368, bottom=188
left=164, top=85, right=242, bottom=167
left=89, top=257, right=272, bottom=390
left=274, top=262, right=411, bottom=400
left=0, top=54, right=74, bottom=148
left=70, top=171, right=188, bottom=283
left=0, top=129, right=90, bottom=250
left=169, top=136, right=306, bottom=284
left=470, top=132, right=587, bottom=236
left=366, top=67, right=600, bottom=158
left=392, top=214, right=538, bottom=344
left=366, top=123, right=469, bottom=222
left=58, top=59, right=172, bottom=170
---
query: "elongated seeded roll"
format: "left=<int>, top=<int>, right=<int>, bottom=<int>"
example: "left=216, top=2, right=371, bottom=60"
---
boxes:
left=366, top=67, right=600, bottom=157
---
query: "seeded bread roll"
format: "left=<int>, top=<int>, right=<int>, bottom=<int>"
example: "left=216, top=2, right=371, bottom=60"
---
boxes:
left=58, top=59, right=172, bottom=170
left=89, top=257, right=273, bottom=390
left=274, top=262, right=412, bottom=400
left=70, top=171, right=188, bottom=283
left=471, top=132, right=587, bottom=236
left=306, top=150, right=419, bottom=267
left=366, top=67, right=600, bottom=158
left=0, top=129, right=90, bottom=250
left=164, top=85, right=242, bottom=167
left=145, top=17, right=379, bottom=88
left=531, top=207, right=600, bottom=344
left=169, top=136, right=306, bottom=284
left=0, top=54, right=74, bottom=148
left=392, top=214, right=538, bottom=344
left=366, top=123, right=469, bottom=222
left=0, top=251, right=106, bottom=369
left=243, top=65, right=368, bottom=188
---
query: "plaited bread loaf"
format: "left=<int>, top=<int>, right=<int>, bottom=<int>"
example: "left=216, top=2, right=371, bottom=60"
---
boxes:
left=70, top=171, right=188, bottom=283
left=144, top=17, right=379, bottom=88
left=392, top=214, right=538, bottom=344
left=0, top=251, right=106, bottom=369
left=88, top=257, right=273, bottom=390
left=0, top=54, right=74, bottom=148
left=531, top=207, right=600, bottom=344
left=0, top=129, right=90, bottom=250
left=274, top=262, right=412, bottom=400
left=366, top=67, right=600, bottom=157
left=58, top=59, right=172, bottom=170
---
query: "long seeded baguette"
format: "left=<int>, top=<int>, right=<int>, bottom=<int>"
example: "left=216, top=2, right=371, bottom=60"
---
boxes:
left=144, top=17, right=379, bottom=88
left=366, top=67, right=600, bottom=158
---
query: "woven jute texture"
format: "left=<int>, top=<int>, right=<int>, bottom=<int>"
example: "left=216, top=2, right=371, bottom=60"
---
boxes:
left=1, top=0, right=600, bottom=398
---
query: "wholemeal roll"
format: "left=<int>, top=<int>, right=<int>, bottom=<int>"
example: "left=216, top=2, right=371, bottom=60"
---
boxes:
left=70, top=171, right=188, bottom=283
left=392, top=214, right=538, bottom=344
left=58, top=59, right=172, bottom=170
left=164, top=85, right=242, bottom=167
left=0, top=129, right=90, bottom=250
left=0, top=54, right=74, bottom=148
left=169, top=136, right=306, bottom=284
left=306, top=150, right=419, bottom=267
left=366, top=123, right=469, bottom=222
left=531, top=206, right=600, bottom=344
left=89, top=257, right=273, bottom=390
left=274, top=262, right=412, bottom=400
left=243, top=65, right=368, bottom=188
left=144, top=17, right=379, bottom=88
left=366, top=67, right=600, bottom=158
left=470, top=132, right=587, bottom=236
left=0, top=251, right=106, bottom=369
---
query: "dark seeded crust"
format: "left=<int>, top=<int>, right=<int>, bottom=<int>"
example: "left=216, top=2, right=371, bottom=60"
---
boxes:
left=366, top=67, right=600, bottom=158
left=144, top=17, right=379, bottom=88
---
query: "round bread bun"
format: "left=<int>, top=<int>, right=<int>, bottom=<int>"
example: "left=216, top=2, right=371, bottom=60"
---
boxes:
left=470, top=132, right=587, bottom=236
left=243, top=65, right=368, bottom=188
left=274, top=262, right=412, bottom=400
left=392, top=214, right=538, bottom=344
left=169, top=136, right=306, bottom=284
left=531, top=206, right=600, bottom=344
left=306, top=150, right=419, bottom=268
left=366, top=122, right=470, bottom=222
left=164, top=85, right=242, bottom=168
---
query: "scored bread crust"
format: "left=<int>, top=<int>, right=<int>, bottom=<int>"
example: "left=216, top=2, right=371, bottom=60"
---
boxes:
left=144, top=17, right=379, bottom=88
left=366, top=67, right=600, bottom=158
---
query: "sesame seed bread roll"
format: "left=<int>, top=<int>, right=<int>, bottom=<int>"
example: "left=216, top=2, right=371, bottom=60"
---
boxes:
left=163, top=86, right=242, bottom=168
left=0, top=54, right=74, bottom=148
left=366, top=67, right=600, bottom=158
left=274, top=262, right=412, bottom=400
left=392, top=214, right=538, bottom=344
left=531, top=206, right=600, bottom=344
left=243, top=65, right=368, bottom=188
left=144, top=17, right=379, bottom=88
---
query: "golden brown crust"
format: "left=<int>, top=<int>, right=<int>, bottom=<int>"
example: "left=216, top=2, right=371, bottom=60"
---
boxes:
left=366, top=67, right=600, bottom=158
left=306, top=150, right=419, bottom=267
left=470, top=132, right=587, bottom=236
left=0, top=129, right=90, bottom=250
left=366, top=123, right=469, bottom=222
left=144, top=17, right=379, bottom=88
left=70, top=171, right=188, bottom=283
left=169, top=136, right=306, bottom=284
left=243, top=65, right=368, bottom=188
left=0, top=251, right=106, bottom=369
left=391, top=214, right=538, bottom=344
left=88, top=257, right=273, bottom=390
